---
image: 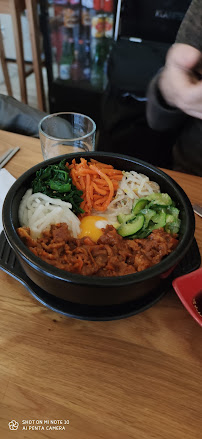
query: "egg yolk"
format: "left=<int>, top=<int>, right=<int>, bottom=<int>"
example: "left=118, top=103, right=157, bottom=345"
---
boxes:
left=78, top=216, right=108, bottom=242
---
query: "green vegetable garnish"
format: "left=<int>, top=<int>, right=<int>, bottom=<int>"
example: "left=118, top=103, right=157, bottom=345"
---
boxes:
left=49, top=181, right=71, bottom=193
left=31, top=159, right=84, bottom=214
left=117, top=214, right=144, bottom=237
left=117, top=193, right=181, bottom=239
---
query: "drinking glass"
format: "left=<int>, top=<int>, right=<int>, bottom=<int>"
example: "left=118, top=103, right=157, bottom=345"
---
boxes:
left=39, top=112, right=96, bottom=160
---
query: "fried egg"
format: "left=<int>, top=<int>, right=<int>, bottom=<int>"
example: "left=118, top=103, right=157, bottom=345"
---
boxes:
left=79, top=215, right=109, bottom=242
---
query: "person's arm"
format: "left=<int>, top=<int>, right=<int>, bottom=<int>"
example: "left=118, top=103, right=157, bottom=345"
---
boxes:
left=147, top=0, right=202, bottom=130
left=146, top=72, right=187, bottom=132
left=176, top=0, right=202, bottom=51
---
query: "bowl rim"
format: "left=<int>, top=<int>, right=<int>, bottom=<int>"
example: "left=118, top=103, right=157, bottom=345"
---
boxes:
left=3, top=151, right=195, bottom=287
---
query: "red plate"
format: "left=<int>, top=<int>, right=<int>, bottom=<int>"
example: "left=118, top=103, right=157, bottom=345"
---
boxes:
left=172, top=267, right=202, bottom=327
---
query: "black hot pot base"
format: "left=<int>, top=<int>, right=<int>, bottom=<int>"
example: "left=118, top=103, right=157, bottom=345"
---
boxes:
left=0, top=232, right=201, bottom=321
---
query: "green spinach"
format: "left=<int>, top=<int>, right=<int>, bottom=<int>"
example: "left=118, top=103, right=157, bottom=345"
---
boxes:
left=31, top=159, right=84, bottom=214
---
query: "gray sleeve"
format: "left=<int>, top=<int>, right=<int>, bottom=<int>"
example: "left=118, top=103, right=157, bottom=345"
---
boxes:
left=176, top=0, right=202, bottom=51
left=0, top=94, right=47, bottom=138
left=146, top=74, right=187, bottom=132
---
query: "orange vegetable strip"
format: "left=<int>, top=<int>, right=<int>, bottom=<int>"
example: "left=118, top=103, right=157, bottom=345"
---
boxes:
left=89, top=164, right=114, bottom=187
left=93, top=177, right=108, bottom=183
left=103, top=168, right=122, bottom=173
left=90, top=159, right=114, bottom=169
left=95, top=205, right=108, bottom=212
left=77, top=168, right=97, bottom=175
left=109, top=174, right=123, bottom=180
left=69, top=158, right=123, bottom=215
left=111, top=181, right=119, bottom=190
left=90, top=181, right=94, bottom=200
left=93, top=185, right=108, bottom=191
left=92, top=182, right=107, bottom=195
left=79, top=175, right=85, bottom=190
left=94, top=195, right=109, bottom=205
left=80, top=158, right=87, bottom=165
left=89, top=164, right=114, bottom=209
left=94, top=200, right=110, bottom=211
left=71, top=169, right=82, bottom=190
left=93, top=178, right=108, bottom=186
left=85, top=173, right=92, bottom=208
left=93, top=194, right=102, bottom=201
left=75, top=159, right=87, bottom=169
left=104, top=175, right=122, bottom=181
left=90, top=163, right=122, bottom=175
left=80, top=200, right=85, bottom=210
left=68, top=158, right=76, bottom=169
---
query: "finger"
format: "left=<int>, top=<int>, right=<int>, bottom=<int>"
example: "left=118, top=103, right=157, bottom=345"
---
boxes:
left=184, top=109, right=202, bottom=119
left=167, top=44, right=202, bottom=71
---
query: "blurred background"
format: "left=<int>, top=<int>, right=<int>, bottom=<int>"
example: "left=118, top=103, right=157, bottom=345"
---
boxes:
left=0, top=0, right=191, bottom=164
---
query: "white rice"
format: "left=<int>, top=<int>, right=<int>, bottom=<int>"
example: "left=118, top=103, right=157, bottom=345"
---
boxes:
left=18, top=189, right=80, bottom=238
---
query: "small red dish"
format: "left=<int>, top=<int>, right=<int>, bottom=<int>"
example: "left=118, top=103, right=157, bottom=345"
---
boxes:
left=172, top=267, right=202, bottom=327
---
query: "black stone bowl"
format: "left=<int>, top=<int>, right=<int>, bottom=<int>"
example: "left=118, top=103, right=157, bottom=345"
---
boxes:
left=2, top=152, right=195, bottom=306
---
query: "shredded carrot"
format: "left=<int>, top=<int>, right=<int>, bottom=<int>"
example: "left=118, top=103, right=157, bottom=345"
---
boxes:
left=90, top=159, right=114, bottom=168
left=67, top=158, right=123, bottom=215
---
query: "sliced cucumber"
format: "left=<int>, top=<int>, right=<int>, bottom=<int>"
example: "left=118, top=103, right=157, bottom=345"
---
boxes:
left=117, top=212, right=136, bottom=224
left=117, top=193, right=180, bottom=239
left=165, top=219, right=181, bottom=234
left=146, top=192, right=172, bottom=207
left=129, top=229, right=152, bottom=239
left=165, top=206, right=181, bottom=234
left=132, top=198, right=148, bottom=214
left=166, top=206, right=180, bottom=219
left=117, top=199, right=149, bottom=224
left=165, top=214, right=175, bottom=224
left=165, top=215, right=181, bottom=234
left=151, top=210, right=166, bottom=229
left=141, top=208, right=156, bottom=229
left=117, top=214, right=144, bottom=237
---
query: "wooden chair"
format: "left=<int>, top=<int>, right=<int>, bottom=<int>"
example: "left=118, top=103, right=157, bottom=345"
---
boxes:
left=0, top=24, right=12, bottom=96
left=0, top=0, right=46, bottom=111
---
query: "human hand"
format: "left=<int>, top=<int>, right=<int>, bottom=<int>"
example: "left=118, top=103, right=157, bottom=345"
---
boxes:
left=159, top=43, right=202, bottom=119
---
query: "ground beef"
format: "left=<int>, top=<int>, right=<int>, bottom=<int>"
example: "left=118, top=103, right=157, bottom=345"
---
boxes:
left=17, top=223, right=178, bottom=277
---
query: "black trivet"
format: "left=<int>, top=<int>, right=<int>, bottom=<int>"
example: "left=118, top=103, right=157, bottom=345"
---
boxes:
left=0, top=232, right=201, bottom=321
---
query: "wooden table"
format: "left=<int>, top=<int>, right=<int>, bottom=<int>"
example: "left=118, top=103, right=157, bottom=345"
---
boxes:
left=0, top=130, right=201, bottom=439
